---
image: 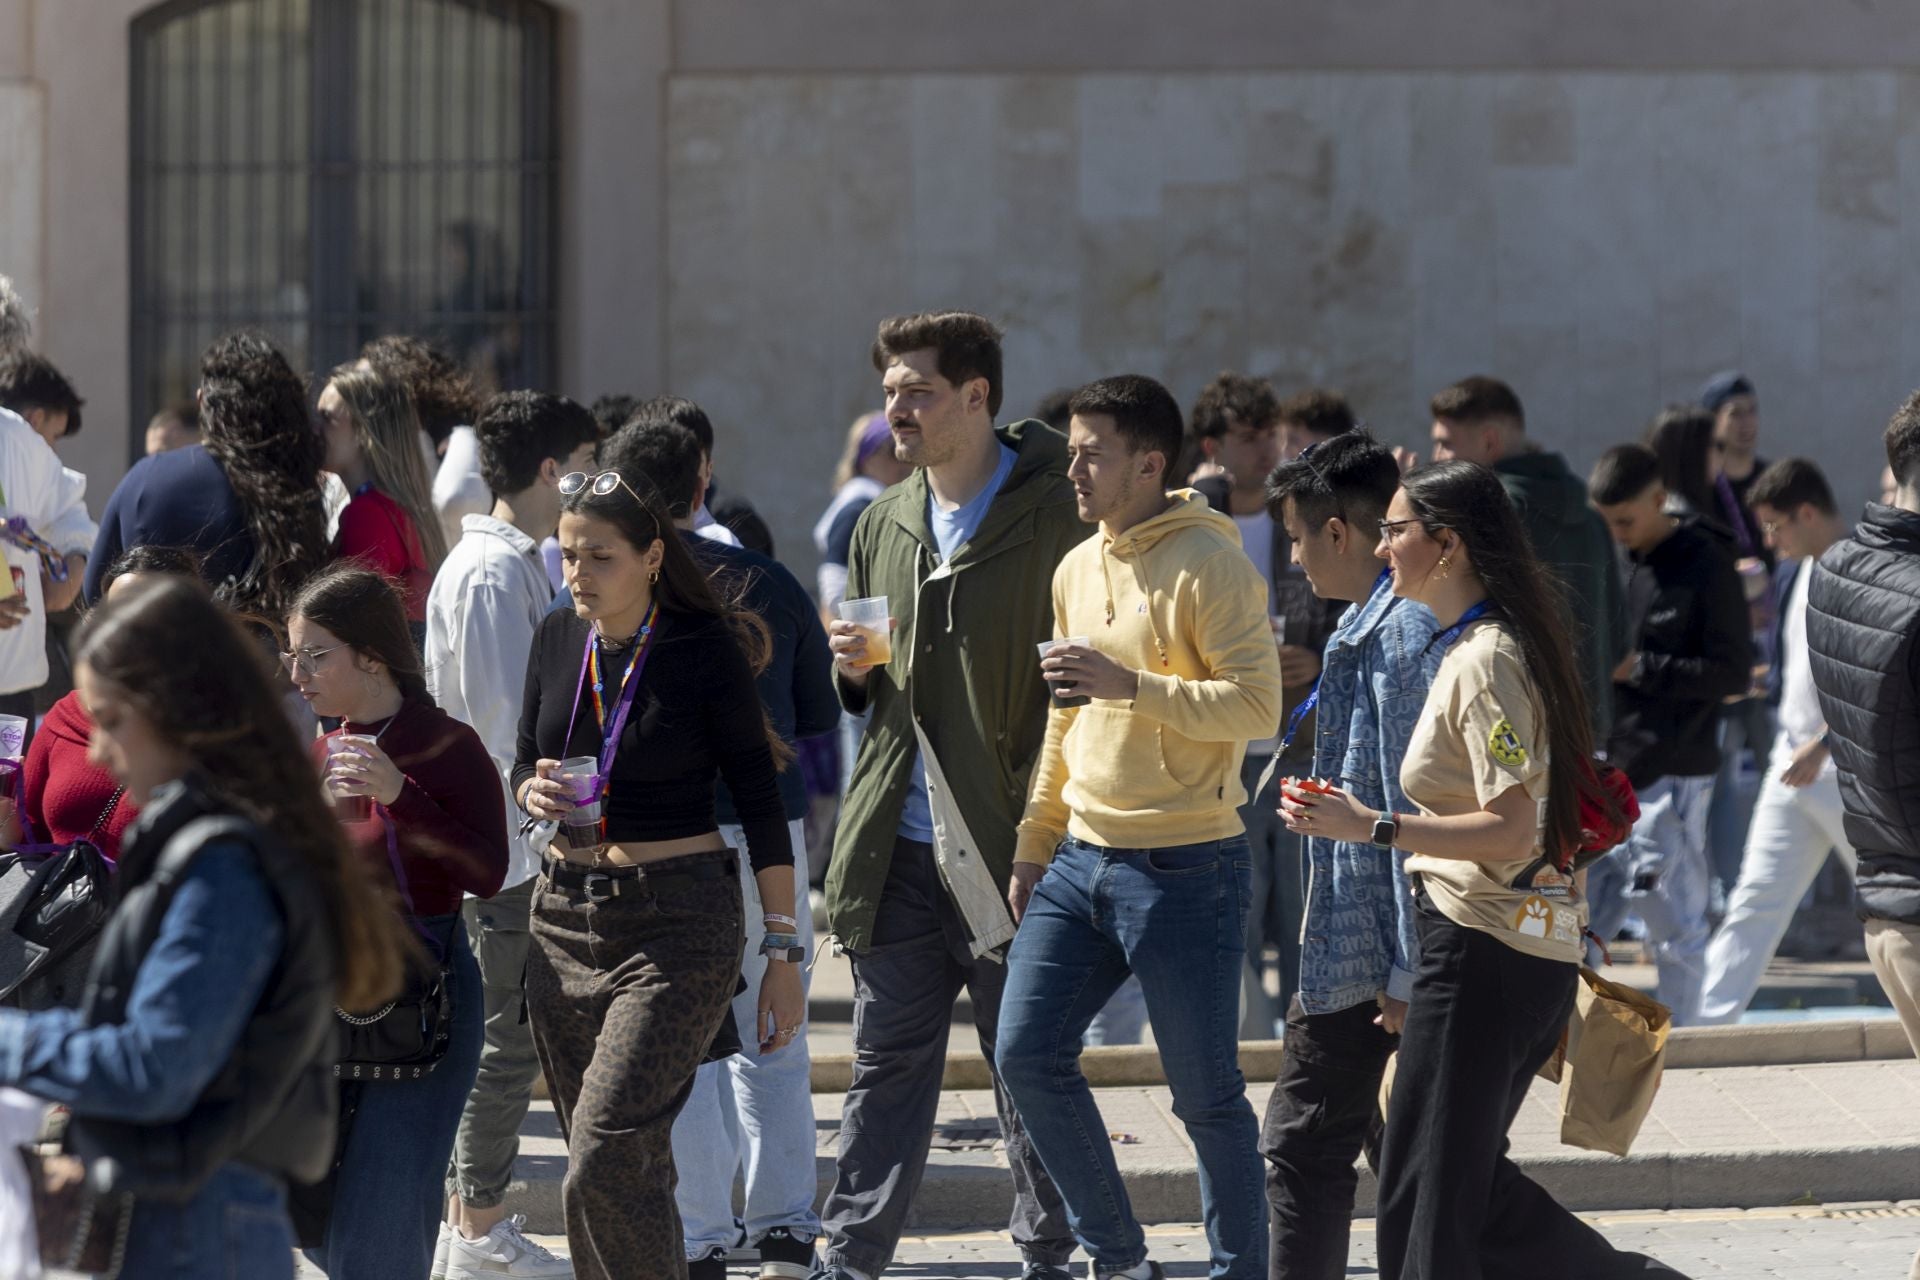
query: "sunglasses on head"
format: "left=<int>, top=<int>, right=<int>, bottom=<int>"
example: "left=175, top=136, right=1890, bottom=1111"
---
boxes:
left=559, top=470, right=648, bottom=505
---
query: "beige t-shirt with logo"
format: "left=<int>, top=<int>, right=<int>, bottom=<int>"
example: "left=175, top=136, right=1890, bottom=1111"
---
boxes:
left=1400, top=620, right=1585, bottom=963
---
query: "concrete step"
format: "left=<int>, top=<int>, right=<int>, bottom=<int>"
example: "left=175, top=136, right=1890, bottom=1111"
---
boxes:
left=499, top=1055, right=1920, bottom=1237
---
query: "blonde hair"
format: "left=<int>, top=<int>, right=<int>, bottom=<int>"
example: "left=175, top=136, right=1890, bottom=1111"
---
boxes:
left=326, top=361, right=448, bottom=569
left=833, top=412, right=886, bottom=491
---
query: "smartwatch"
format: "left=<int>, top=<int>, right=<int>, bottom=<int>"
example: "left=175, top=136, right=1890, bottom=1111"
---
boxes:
left=759, top=935, right=806, bottom=964
left=1370, top=812, right=1400, bottom=849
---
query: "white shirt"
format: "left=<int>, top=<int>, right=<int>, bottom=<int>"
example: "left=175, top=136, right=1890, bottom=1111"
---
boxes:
left=0, top=410, right=94, bottom=694
left=425, top=513, right=554, bottom=890
left=1233, top=510, right=1275, bottom=587
left=693, top=504, right=742, bottom=547
left=432, top=425, right=491, bottom=549
left=1776, top=560, right=1828, bottom=767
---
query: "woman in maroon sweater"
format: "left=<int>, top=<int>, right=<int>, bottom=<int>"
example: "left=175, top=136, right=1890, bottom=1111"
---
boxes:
left=285, top=563, right=505, bottom=1279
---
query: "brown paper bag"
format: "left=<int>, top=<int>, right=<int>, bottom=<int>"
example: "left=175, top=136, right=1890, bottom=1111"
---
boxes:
left=1554, top=966, right=1670, bottom=1156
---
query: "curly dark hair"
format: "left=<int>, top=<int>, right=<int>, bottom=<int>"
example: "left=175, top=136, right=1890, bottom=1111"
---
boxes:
left=871, top=311, right=1005, bottom=418
left=1189, top=371, right=1278, bottom=442
left=361, top=334, right=481, bottom=449
left=198, top=331, right=330, bottom=620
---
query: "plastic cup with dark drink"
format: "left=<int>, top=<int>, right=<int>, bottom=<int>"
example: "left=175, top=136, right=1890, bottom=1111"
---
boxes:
left=1037, top=637, right=1093, bottom=708
left=326, top=734, right=377, bottom=821
left=556, top=755, right=603, bottom=828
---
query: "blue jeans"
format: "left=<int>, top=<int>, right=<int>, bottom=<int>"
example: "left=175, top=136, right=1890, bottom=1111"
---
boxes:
left=997, top=836, right=1266, bottom=1279
left=1586, top=776, right=1714, bottom=1024
left=121, top=1163, right=293, bottom=1280
left=306, top=917, right=484, bottom=1278
left=674, top=820, right=821, bottom=1258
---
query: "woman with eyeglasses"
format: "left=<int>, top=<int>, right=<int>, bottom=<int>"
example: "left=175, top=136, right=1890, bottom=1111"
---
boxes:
left=0, top=574, right=409, bottom=1279
left=513, top=467, right=798, bottom=1280
left=283, top=564, right=507, bottom=1279
left=1280, top=462, right=1686, bottom=1279
left=316, top=361, right=449, bottom=647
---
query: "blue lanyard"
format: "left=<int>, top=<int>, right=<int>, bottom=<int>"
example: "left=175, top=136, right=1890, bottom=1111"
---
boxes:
left=1427, top=598, right=1494, bottom=653
left=1276, top=568, right=1394, bottom=754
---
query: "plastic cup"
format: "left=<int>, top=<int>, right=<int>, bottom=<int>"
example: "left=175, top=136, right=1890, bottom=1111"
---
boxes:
left=838, top=596, right=893, bottom=667
left=326, top=734, right=376, bottom=821
left=556, top=755, right=603, bottom=828
left=0, top=714, right=27, bottom=761
left=1037, top=637, right=1093, bottom=709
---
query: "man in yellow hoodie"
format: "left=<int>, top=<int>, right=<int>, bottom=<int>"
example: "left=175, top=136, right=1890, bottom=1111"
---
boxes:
left=995, top=375, right=1283, bottom=1280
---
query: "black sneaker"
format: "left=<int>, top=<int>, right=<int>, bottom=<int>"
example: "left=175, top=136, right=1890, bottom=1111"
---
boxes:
left=1021, top=1266, right=1076, bottom=1280
left=756, top=1228, right=818, bottom=1279
left=1092, top=1266, right=1166, bottom=1280
left=688, top=1248, right=728, bottom=1280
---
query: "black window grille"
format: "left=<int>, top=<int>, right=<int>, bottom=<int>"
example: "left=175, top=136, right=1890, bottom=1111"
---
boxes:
left=130, top=0, right=557, bottom=455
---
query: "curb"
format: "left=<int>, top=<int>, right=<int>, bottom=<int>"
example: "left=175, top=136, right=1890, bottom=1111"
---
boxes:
left=806, top=1016, right=1912, bottom=1093
left=500, top=1135, right=1920, bottom=1238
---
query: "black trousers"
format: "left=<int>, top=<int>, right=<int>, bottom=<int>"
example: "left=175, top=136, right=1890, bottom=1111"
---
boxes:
left=1260, top=995, right=1396, bottom=1280
left=1374, top=892, right=1689, bottom=1280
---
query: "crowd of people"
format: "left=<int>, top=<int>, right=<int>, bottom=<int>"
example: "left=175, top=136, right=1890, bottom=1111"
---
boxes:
left=0, top=288, right=1911, bottom=1280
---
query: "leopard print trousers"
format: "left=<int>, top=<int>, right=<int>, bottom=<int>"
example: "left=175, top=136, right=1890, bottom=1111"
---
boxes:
left=527, top=852, right=743, bottom=1280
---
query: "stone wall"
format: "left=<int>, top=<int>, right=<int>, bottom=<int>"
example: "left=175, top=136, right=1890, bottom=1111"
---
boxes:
left=669, top=71, right=1920, bottom=569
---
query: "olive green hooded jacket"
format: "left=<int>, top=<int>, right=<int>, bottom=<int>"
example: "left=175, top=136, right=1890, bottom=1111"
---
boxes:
left=827, top=419, right=1091, bottom=956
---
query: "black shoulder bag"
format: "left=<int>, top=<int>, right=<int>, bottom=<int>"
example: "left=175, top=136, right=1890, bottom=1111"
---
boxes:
left=334, top=804, right=454, bottom=1080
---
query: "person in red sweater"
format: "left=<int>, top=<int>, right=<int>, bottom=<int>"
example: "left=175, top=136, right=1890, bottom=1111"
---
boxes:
left=14, top=546, right=205, bottom=863
left=318, top=361, right=448, bottom=638
left=283, top=563, right=506, bottom=1278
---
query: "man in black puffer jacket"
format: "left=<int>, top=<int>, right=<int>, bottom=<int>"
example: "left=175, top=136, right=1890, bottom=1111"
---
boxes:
left=1806, top=393, right=1920, bottom=1074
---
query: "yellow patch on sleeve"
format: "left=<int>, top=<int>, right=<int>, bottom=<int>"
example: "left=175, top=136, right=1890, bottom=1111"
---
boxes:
left=1488, top=718, right=1528, bottom=767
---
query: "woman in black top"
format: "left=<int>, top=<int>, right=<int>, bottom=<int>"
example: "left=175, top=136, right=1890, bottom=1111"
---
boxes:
left=513, top=469, right=798, bottom=1280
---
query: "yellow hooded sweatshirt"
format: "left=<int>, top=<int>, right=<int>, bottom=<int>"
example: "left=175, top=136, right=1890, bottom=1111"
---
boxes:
left=1015, top=489, right=1284, bottom=866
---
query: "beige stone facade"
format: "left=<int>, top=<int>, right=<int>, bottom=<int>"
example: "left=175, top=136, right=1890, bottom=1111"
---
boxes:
left=2, top=0, right=1917, bottom=569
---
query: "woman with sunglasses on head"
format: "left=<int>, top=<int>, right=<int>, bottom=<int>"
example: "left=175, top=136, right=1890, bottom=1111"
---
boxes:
left=284, top=564, right=508, bottom=1279
left=1281, top=461, right=1686, bottom=1279
left=316, top=361, right=449, bottom=647
left=514, top=467, right=798, bottom=1280
left=0, top=574, right=408, bottom=1279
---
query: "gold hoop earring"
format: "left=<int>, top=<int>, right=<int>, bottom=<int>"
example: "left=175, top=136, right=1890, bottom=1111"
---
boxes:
left=649, top=567, right=660, bottom=586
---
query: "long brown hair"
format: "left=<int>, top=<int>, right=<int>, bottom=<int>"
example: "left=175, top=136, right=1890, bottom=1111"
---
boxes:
left=199, top=332, right=332, bottom=619
left=74, top=576, right=406, bottom=1011
left=1400, top=461, right=1622, bottom=861
left=324, top=361, right=449, bottom=569
left=288, top=563, right=433, bottom=707
left=560, top=476, right=792, bottom=768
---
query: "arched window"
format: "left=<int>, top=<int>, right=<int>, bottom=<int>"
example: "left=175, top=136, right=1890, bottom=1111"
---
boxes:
left=130, top=0, right=557, bottom=447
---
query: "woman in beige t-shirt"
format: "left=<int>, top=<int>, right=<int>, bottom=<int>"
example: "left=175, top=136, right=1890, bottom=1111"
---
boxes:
left=1280, top=461, right=1681, bottom=1280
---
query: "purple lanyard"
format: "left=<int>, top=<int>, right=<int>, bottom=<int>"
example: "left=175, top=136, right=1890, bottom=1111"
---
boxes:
left=561, top=604, right=660, bottom=801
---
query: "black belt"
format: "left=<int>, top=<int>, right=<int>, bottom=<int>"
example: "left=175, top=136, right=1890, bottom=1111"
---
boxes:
left=542, top=852, right=729, bottom=904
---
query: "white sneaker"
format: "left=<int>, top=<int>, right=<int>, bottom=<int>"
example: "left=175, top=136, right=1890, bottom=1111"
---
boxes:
left=444, top=1214, right=573, bottom=1279
left=431, top=1221, right=454, bottom=1280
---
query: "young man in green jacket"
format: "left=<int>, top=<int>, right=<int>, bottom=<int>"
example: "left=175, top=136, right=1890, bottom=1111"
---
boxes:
left=816, top=312, right=1087, bottom=1280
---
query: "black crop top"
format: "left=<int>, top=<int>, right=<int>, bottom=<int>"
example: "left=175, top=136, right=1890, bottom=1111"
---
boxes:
left=511, top=607, right=789, bottom=873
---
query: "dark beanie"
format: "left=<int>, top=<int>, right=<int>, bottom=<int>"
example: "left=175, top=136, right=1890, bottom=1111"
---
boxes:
left=1699, top=370, right=1755, bottom=414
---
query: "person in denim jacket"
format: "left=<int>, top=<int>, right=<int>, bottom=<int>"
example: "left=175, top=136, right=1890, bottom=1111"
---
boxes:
left=1255, top=433, right=1439, bottom=1280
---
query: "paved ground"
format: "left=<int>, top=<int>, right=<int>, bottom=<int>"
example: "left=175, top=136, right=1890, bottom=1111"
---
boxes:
left=294, top=1206, right=1920, bottom=1277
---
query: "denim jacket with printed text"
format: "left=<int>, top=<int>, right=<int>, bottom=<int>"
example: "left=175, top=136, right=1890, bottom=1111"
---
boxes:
left=1296, top=576, right=1440, bottom=1015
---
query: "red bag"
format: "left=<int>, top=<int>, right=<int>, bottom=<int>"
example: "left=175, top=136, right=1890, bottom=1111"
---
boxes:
left=1568, top=759, right=1638, bottom=872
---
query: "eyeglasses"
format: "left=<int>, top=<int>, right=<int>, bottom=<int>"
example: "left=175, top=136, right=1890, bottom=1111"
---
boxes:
left=559, top=470, right=648, bottom=505
left=278, top=643, right=345, bottom=678
left=1377, top=517, right=1429, bottom=544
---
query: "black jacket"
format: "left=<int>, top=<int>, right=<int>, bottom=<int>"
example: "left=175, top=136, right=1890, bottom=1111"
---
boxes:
left=68, top=779, right=340, bottom=1200
left=1606, top=519, right=1754, bottom=787
left=1806, top=503, right=1920, bottom=926
left=1194, top=475, right=1344, bottom=761
left=1494, top=450, right=1626, bottom=739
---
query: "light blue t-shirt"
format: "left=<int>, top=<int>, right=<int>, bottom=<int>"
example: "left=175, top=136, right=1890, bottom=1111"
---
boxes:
left=898, top=443, right=1019, bottom=842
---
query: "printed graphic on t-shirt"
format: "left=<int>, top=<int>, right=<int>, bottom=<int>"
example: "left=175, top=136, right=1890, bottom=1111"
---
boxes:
left=1515, top=894, right=1551, bottom=937
left=1488, top=718, right=1528, bottom=767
